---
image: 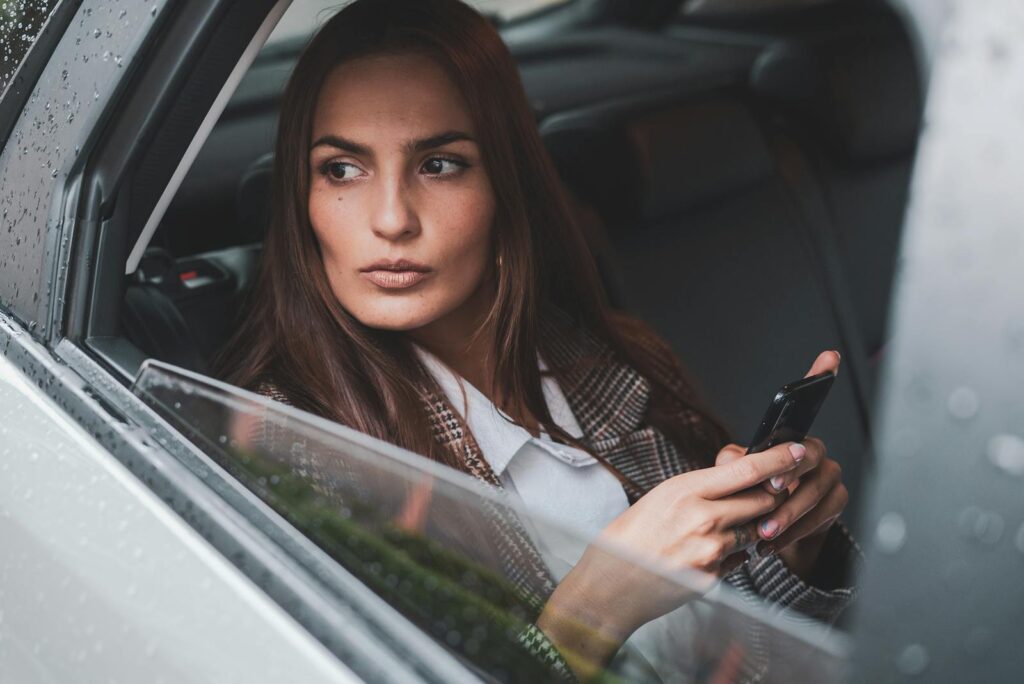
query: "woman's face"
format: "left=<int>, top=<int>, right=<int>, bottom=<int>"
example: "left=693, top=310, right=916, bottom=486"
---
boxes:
left=308, top=52, right=497, bottom=336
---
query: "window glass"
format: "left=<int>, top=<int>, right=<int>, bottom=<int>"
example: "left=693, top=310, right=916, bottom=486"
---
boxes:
left=0, top=0, right=62, bottom=97
left=133, top=361, right=848, bottom=682
left=263, top=0, right=570, bottom=52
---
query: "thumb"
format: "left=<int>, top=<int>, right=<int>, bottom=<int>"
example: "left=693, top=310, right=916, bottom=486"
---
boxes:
left=805, top=349, right=841, bottom=378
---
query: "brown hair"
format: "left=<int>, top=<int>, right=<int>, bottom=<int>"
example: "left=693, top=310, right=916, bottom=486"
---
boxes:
left=213, top=0, right=728, bottom=488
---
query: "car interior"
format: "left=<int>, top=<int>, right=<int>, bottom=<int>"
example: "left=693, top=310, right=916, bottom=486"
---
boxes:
left=107, top=0, right=922, bottom=534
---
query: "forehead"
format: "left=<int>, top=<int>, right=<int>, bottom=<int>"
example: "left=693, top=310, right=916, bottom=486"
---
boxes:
left=312, top=53, right=475, bottom=140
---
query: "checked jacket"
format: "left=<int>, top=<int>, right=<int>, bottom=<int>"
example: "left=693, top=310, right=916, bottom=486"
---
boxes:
left=254, top=305, right=860, bottom=681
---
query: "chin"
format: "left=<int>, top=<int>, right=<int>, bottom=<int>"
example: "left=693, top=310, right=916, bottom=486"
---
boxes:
left=347, top=299, right=448, bottom=332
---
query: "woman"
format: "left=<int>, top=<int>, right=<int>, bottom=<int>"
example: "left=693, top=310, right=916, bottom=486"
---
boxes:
left=214, top=0, right=857, bottom=679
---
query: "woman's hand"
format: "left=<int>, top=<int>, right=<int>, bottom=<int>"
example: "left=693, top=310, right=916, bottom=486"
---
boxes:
left=719, top=350, right=850, bottom=580
left=535, top=441, right=803, bottom=678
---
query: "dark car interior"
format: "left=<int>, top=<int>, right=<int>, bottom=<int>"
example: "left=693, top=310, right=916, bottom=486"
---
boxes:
left=114, top=0, right=922, bottom=530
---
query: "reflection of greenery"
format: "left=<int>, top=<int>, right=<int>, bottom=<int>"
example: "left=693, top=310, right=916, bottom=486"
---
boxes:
left=228, top=444, right=604, bottom=682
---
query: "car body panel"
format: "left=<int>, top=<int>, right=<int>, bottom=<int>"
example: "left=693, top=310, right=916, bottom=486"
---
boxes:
left=0, top=351, right=357, bottom=683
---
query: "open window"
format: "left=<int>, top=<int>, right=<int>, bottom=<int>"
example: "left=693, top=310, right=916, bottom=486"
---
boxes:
left=46, top=0, right=921, bottom=679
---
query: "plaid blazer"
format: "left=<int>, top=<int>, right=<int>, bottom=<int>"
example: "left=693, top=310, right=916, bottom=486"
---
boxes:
left=256, top=305, right=860, bottom=681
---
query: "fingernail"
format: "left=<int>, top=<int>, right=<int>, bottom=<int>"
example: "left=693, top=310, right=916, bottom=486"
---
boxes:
left=833, top=349, right=842, bottom=360
left=789, top=443, right=806, bottom=463
left=770, top=475, right=787, bottom=492
left=761, top=520, right=780, bottom=539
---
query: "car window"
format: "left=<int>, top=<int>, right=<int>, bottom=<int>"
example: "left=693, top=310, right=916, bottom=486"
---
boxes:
left=132, top=360, right=848, bottom=682
left=0, top=0, right=62, bottom=97
left=263, top=0, right=571, bottom=51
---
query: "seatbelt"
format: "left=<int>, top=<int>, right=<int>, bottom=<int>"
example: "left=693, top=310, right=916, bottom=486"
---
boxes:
left=765, top=128, right=875, bottom=446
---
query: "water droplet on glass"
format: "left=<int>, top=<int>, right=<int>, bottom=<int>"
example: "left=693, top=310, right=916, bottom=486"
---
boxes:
left=948, top=387, right=979, bottom=420
left=987, top=434, right=1024, bottom=477
left=957, top=506, right=1004, bottom=544
left=896, top=643, right=929, bottom=676
left=876, top=512, right=907, bottom=553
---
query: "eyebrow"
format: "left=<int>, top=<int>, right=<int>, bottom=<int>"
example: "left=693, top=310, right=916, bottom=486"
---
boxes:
left=309, top=130, right=475, bottom=154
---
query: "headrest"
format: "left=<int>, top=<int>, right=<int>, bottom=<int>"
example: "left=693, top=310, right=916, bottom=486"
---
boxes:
left=625, top=98, right=775, bottom=220
left=236, top=152, right=275, bottom=242
left=752, top=36, right=922, bottom=162
left=543, top=98, right=775, bottom=225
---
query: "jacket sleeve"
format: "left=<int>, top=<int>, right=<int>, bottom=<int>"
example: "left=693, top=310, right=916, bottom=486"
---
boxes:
left=613, top=311, right=863, bottom=621
left=724, top=520, right=862, bottom=624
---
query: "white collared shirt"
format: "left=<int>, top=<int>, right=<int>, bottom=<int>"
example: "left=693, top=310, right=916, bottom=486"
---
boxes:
left=412, top=343, right=630, bottom=577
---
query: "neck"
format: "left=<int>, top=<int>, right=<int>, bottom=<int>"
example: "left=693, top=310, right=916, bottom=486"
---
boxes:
left=407, top=280, right=499, bottom=402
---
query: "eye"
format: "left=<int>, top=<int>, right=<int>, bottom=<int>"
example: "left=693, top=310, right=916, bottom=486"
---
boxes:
left=319, top=161, right=364, bottom=182
left=421, top=156, right=468, bottom=177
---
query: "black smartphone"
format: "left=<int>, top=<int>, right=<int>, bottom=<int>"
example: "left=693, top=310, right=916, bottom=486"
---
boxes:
left=746, top=371, right=835, bottom=454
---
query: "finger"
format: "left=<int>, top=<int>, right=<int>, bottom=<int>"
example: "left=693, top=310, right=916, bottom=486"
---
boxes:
left=760, top=486, right=848, bottom=555
left=699, top=442, right=804, bottom=499
left=721, top=521, right=762, bottom=556
left=756, top=462, right=841, bottom=542
left=709, top=487, right=788, bottom=527
left=715, top=443, right=746, bottom=467
left=805, top=349, right=841, bottom=378
left=763, top=436, right=827, bottom=493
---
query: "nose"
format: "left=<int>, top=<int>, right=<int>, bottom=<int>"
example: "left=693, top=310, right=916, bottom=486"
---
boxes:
left=370, top=172, right=420, bottom=241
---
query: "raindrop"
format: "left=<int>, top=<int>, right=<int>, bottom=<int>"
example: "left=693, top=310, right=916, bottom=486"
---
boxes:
left=948, top=387, right=979, bottom=420
left=875, top=512, right=906, bottom=553
left=896, top=643, right=929, bottom=676
left=957, top=506, right=1004, bottom=544
left=93, top=28, right=100, bottom=38
left=987, top=434, right=1024, bottom=477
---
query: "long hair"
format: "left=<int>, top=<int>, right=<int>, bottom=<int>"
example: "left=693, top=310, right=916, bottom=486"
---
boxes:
left=213, top=0, right=729, bottom=486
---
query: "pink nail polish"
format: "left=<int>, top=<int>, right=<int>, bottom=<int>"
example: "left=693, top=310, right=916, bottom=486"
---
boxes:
left=761, top=520, right=780, bottom=539
left=770, top=476, right=786, bottom=491
left=788, top=443, right=806, bottom=463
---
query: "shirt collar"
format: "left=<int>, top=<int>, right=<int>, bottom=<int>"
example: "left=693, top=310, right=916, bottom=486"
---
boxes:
left=412, top=343, right=584, bottom=476
left=412, top=344, right=525, bottom=476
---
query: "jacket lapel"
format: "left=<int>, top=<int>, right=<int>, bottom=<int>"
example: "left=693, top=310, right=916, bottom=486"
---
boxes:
left=539, top=307, right=692, bottom=500
left=421, top=384, right=558, bottom=605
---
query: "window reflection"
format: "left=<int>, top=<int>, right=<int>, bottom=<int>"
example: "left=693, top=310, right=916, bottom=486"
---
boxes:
left=133, top=360, right=848, bottom=682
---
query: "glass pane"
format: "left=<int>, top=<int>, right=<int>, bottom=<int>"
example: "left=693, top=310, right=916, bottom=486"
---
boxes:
left=132, top=361, right=848, bottom=682
left=0, top=0, right=62, bottom=97
left=264, top=0, right=572, bottom=52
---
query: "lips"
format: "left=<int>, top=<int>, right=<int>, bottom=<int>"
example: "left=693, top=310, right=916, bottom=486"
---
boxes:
left=359, top=259, right=433, bottom=290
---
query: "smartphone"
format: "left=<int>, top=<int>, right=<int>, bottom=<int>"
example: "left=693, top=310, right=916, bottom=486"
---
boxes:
left=746, top=371, right=835, bottom=454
